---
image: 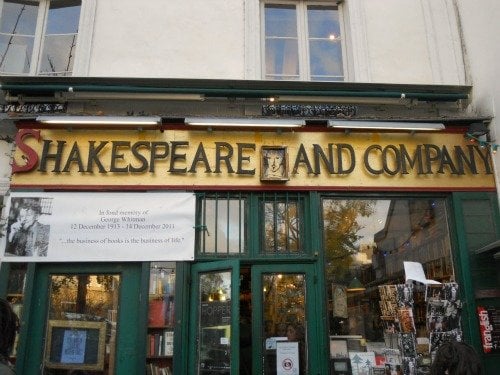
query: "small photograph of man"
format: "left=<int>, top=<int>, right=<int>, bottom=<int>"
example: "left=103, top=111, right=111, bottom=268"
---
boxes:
left=5, top=197, right=52, bottom=257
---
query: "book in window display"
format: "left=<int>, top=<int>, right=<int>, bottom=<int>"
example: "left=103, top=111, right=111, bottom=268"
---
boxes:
left=398, top=307, right=416, bottom=333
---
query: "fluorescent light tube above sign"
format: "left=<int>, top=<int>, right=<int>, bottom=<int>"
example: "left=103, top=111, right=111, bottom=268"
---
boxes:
left=184, top=117, right=306, bottom=128
left=327, top=120, right=445, bottom=131
left=36, top=116, right=162, bottom=126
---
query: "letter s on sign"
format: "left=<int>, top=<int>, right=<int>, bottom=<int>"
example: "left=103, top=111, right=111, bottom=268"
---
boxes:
left=12, top=129, right=40, bottom=173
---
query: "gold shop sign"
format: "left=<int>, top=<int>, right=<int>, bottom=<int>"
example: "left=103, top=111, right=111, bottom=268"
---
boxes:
left=11, top=129, right=495, bottom=190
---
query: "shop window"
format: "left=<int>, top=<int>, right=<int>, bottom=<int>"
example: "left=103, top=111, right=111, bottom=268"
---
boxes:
left=322, top=198, right=455, bottom=372
left=5, top=263, right=27, bottom=363
left=0, top=0, right=81, bottom=75
left=45, top=272, right=120, bottom=373
left=263, top=1, right=344, bottom=81
left=261, top=194, right=304, bottom=254
left=147, top=262, right=175, bottom=374
left=196, top=193, right=247, bottom=255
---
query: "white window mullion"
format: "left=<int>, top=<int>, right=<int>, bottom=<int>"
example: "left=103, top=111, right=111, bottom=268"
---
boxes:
left=297, top=1, right=310, bottom=80
left=337, top=1, right=348, bottom=81
left=260, top=1, right=267, bottom=80
left=31, top=0, right=48, bottom=75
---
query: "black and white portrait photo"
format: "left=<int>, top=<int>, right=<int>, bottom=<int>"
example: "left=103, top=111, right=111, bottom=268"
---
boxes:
left=396, top=283, right=414, bottom=307
left=443, top=282, right=459, bottom=302
left=5, top=197, right=52, bottom=257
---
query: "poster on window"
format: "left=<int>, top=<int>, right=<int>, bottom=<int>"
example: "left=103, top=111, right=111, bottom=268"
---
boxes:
left=0, top=192, right=196, bottom=262
left=477, top=306, right=500, bottom=354
left=276, top=341, right=299, bottom=375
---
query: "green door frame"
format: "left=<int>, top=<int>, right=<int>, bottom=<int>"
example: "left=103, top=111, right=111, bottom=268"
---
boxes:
left=188, top=260, right=241, bottom=375
left=450, top=192, right=500, bottom=374
left=17, top=262, right=147, bottom=375
left=251, top=263, right=322, bottom=375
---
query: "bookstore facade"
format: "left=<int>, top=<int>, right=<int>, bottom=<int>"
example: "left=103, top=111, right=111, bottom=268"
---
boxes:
left=1, top=79, right=499, bottom=375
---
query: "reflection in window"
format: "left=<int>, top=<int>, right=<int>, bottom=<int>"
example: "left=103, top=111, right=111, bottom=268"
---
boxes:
left=0, top=1, right=38, bottom=74
left=5, top=263, right=27, bottom=361
left=262, top=273, right=307, bottom=374
left=307, top=5, right=344, bottom=81
left=46, top=274, right=120, bottom=374
left=197, top=194, right=246, bottom=255
left=198, top=271, right=232, bottom=374
left=264, top=2, right=344, bottom=81
left=39, top=0, right=81, bottom=75
left=262, top=199, right=302, bottom=254
left=264, top=4, right=299, bottom=80
left=0, top=0, right=81, bottom=75
left=322, top=198, right=454, bottom=340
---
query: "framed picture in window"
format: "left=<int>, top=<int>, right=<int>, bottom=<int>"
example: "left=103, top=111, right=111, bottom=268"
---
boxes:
left=260, top=146, right=289, bottom=181
left=44, top=320, right=106, bottom=371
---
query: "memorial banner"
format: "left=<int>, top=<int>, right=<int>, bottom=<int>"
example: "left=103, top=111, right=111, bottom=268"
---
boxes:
left=0, top=192, right=195, bottom=262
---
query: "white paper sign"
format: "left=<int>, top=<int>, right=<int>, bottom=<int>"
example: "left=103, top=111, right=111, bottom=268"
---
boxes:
left=0, top=192, right=196, bottom=262
left=276, top=341, right=299, bottom=375
left=403, top=261, right=441, bottom=285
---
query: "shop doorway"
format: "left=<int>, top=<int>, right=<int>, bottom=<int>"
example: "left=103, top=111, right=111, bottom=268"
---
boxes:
left=189, top=262, right=318, bottom=375
left=19, top=263, right=144, bottom=374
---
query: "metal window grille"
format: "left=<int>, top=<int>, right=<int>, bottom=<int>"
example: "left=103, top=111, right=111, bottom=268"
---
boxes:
left=261, top=192, right=304, bottom=254
left=196, top=192, right=246, bottom=256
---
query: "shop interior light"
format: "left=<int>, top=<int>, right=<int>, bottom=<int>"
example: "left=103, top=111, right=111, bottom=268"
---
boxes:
left=346, top=277, right=366, bottom=292
left=184, top=117, right=306, bottom=128
left=36, top=115, right=162, bottom=126
left=327, top=120, right=445, bottom=131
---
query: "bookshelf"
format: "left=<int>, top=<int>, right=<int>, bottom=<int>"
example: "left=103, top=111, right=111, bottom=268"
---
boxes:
left=147, top=262, right=176, bottom=375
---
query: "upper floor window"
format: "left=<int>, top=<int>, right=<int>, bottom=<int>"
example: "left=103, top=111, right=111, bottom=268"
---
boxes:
left=0, top=0, right=81, bottom=75
left=263, top=1, right=344, bottom=81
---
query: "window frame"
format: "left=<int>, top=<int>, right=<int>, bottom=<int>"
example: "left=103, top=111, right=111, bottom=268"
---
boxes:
left=0, top=0, right=84, bottom=76
left=260, top=0, right=347, bottom=81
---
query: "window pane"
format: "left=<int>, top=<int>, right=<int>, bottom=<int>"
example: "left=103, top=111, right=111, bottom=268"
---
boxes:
left=39, top=0, right=81, bottom=75
left=198, top=197, right=246, bottom=255
left=322, top=199, right=455, bottom=361
left=0, top=1, right=38, bottom=35
left=307, top=5, right=343, bottom=81
left=39, top=34, right=77, bottom=75
left=5, top=263, right=27, bottom=362
left=46, top=1, right=81, bottom=34
left=198, top=271, right=232, bottom=373
left=265, top=4, right=297, bottom=38
left=263, top=201, right=301, bottom=253
left=0, top=33, right=33, bottom=73
left=265, top=38, right=299, bottom=79
left=147, top=262, right=175, bottom=373
left=0, top=1, right=38, bottom=74
left=263, top=273, right=307, bottom=374
left=45, top=273, right=120, bottom=374
left=307, top=6, right=340, bottom=39
left=309, top=40, right=343, bottom=79
left=264, top=4, right=299, bottom=80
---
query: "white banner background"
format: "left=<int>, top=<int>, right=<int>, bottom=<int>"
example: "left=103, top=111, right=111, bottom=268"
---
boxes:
left=0, top=192, right=196, bottom=262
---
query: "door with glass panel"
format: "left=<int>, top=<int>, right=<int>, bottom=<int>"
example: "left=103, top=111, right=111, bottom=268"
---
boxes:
left=189, top=260, right=240, bottom=375
left=252, top=264, right=318, bottom=375
left=20, top=263, right=143, bottom=374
